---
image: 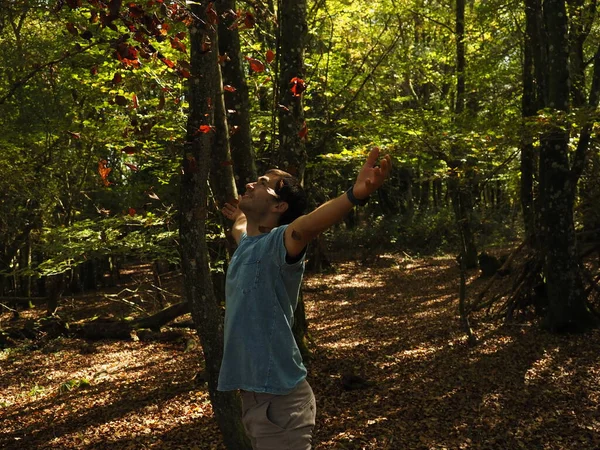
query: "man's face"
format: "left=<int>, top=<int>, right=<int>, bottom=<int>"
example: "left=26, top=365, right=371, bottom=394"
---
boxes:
left=239, top=174, right=281, bottom=214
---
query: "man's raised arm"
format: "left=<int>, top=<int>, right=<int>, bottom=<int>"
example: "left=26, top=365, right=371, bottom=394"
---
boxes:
left=222, top=201, right=247, bottom=245
left=284, top=147, right=392, bottom=258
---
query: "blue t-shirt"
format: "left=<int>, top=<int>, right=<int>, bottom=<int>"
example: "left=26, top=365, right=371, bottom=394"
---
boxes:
left=217, top=225, right=307, bottom=395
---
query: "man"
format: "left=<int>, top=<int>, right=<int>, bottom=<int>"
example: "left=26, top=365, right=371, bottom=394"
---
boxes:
left=218, top=147, right=392, bottom=449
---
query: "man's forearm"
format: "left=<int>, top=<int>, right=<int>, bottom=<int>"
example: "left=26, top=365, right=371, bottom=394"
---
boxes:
left=292, top=191, right=355, bottom=240
left=231, top=215, right=247, bottom=243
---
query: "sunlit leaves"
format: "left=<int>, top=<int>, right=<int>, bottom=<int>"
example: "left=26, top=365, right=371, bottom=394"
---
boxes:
left=98, top=159, right=112, bottom=186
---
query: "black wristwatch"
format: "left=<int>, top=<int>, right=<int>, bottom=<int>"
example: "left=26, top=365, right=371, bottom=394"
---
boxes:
left=346, top=186, right=369, bottom=206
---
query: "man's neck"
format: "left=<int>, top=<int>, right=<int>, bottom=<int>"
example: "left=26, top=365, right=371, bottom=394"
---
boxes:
left=245, top=217, right=279, bottom=236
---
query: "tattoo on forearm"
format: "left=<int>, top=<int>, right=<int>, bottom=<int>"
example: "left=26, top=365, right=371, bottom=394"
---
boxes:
left=291, top=230, right=302, bottom=241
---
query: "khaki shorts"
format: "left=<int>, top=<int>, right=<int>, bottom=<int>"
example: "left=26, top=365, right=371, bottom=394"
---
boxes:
left=240, top=379, right=316, bottom=450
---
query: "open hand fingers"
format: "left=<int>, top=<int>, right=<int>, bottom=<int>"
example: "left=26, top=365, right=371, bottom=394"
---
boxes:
left=221, top=202, right=239, bottom=219
left=363, top=146, right=380, bottom=168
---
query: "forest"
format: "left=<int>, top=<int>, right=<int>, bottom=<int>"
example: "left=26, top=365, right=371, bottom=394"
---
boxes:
left=1, top=0, right=600, bottom=448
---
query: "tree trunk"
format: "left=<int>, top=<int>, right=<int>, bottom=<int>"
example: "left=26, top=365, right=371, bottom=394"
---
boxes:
left=538, top=0, right=597, bottom=331
left=521, top=0, right=540, bottom=243
left=217, top=0, right=257, bottom=192
left=182, top=4, right=251, bottom=449
left=276, top=0, right=312, bottom=357
left=449, top=0, right=477, bottom=269
left=276, top=0, right=308, bottom=180
left=209, top=54, right=237, bottom=209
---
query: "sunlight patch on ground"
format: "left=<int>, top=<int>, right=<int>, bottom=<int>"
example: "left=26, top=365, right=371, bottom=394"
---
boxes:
left=524, top=347, right=579, bottom=385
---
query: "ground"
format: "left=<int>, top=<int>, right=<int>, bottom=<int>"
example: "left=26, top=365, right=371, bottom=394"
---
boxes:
left=1, top=253, right=600, bottom=449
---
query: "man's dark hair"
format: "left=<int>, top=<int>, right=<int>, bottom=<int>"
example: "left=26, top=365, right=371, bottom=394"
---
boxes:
left=265, top=169, right=307, bottom=225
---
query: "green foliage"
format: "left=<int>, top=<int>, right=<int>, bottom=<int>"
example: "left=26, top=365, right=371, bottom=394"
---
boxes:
left=28, top=384, right=46, bottom=398
left=58, top=378, right=91, bottom=395
left=34, top=212, right=179, bottom=277
left=328, top=209, right=458, bottom=258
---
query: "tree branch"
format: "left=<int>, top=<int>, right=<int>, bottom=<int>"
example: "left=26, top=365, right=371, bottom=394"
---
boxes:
left=0, top=42, right=100, bottom=105
left=571, top=44, right=600, bottom=188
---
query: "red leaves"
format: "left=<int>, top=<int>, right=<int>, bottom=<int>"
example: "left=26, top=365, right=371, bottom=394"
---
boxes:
left=66, top=0, right=82, bottom=9
left=218, top=53, right=230, bottom=65
left=160, top=57, right=175, bottom=69
left=67, top=131, right=81, bottom=139
left=195, top=125, right=215, bottom=134
left=299, top=121, right=308, bottom=140
left=244, top=56, right=265, bottom=73
left=178, top=68, right=191, bottom=79
left=223, top=85, right=236, bottom=93
left=290, top=77, right=306, bottom=97
left=127, top=3, right=145, bottom=18
left=206, top=2, right=218, bottom=25
left=125, top=163, right=139, bottom=171
left=227, top=10, right=255, bottom=30
left=128, top=207, right=136, bottom=216
left=243, top=12, right=255, bottom=29
left=66, top=22, right=78, bottom=36
left=170, top=37, right=187, bottom=53
left=121, top=146, right=137, bottom=154
left=115, top=42, right=140, bottom=68
left=132, top=93, right=139, bottom=109
left=266, top=49, right=275, bottom=64
left=112, top=73, right=123, bottom=84
left=98, top=160, right=112, bottom=186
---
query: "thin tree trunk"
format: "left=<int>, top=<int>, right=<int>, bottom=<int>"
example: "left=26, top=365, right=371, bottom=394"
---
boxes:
left=521, top=0, right=540, bottom=243
left=276, top=0, right=311, bottom=356
left=276, top=0, right=308, bottom=180
left=182, top=4, right=251, bottom=449
left=449, top=0, right=477, bottom=269
left=217, top=0, right=257, bottom=192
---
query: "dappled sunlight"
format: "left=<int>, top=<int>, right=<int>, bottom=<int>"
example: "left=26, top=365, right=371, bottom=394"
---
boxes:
left=0, top=333, right=220, bottom=449
left=304, top=254, right=600, bottom=449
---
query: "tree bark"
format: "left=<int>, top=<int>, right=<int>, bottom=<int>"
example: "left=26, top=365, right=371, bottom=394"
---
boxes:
left=182, top=4, right=251, bottom=449
left=537, top=0, right=597, bottom=331
left=217, top=0, right=257, bottom=192
left=449, top=0, right=477, bottom=269
left=276, top=0, right=308, bottom=180
left=521, top=0, right=541, bottom=244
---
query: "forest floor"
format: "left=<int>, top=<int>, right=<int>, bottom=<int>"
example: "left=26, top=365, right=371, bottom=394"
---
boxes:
left=1, top=252, right=600, bottom=449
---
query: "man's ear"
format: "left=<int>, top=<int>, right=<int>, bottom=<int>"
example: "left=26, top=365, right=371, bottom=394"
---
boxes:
left=272, top=201, right=289, bottom=214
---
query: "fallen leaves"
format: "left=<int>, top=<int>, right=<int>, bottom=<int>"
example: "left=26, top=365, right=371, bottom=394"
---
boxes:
left=2, top=254, right=600, bottom=449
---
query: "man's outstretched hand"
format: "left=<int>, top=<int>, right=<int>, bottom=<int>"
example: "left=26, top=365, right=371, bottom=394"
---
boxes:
left=222, top=200, right=244, bottom=222
left=352, top=147, right=392, bottom=200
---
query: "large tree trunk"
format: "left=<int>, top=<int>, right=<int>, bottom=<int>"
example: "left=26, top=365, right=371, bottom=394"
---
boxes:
left=276, top=0, right=311, bottom=358
left=276, top=0, right=308, bottom=180
left=217, top=0, right=257, bottom=192
left=537, top=0, right=597, bottom=331
left=182, top=4, right=251, bottom=449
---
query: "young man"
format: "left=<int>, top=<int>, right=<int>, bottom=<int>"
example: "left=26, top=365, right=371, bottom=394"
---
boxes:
left=218, top=147, right=392, bottom=449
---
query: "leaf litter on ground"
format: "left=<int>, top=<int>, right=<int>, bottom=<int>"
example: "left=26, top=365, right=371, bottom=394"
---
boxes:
left=1, top=252, right=599, bottom=449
